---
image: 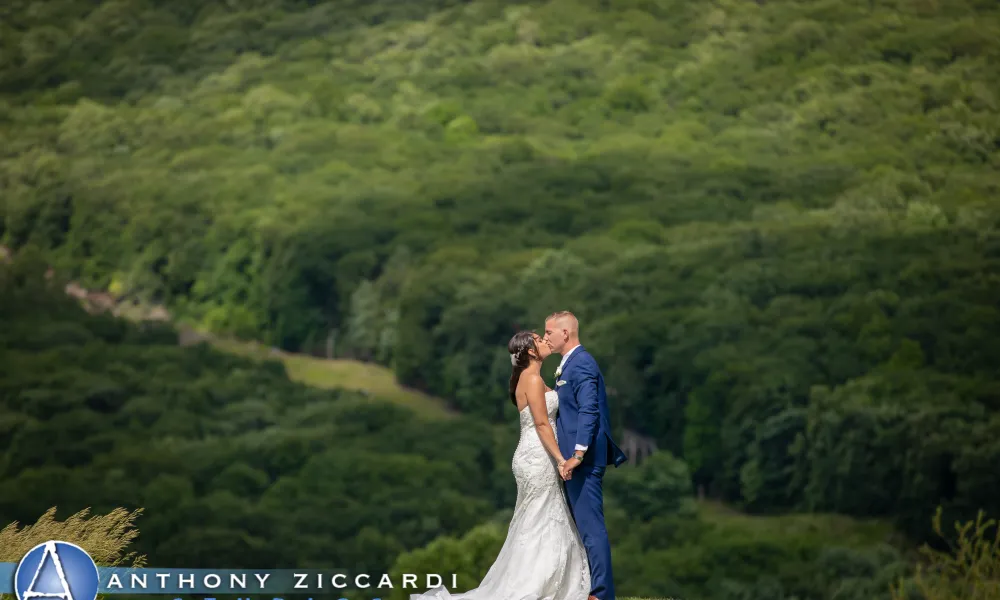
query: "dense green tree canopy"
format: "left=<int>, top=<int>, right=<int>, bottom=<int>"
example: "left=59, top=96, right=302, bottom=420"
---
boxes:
left=2, top=0, right=1000, bottom=597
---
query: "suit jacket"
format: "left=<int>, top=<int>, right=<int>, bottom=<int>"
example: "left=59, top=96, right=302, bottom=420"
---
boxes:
left=555, top=346, right=628, bottom=468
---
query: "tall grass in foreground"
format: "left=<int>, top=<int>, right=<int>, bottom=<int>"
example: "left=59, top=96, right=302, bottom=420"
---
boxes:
left=0, top=506, right=146, bottom=566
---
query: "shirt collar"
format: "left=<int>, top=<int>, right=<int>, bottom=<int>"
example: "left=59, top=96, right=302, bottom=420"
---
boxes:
left=559, top=344, right=581, bottom=367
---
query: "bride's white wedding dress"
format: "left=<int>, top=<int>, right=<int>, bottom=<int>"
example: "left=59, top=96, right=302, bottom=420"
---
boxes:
left=411, top=390, right=591, bottom=600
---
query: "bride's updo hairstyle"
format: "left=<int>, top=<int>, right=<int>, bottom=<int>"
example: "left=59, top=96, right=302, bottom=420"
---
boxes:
left=508, top=330, right=538, bottom=406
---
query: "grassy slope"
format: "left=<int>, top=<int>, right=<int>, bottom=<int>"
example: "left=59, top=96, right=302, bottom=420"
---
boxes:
left=100, top=293, right=456, bottom=418
left=210, top=335, right=456, bottom=419
left=697, top=500, right=896, bottom=548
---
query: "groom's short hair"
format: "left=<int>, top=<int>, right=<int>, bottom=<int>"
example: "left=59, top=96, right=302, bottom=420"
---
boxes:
left=546, top=311, right=579, bottom=334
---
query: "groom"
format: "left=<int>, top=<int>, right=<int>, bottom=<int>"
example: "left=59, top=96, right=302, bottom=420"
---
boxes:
left=543, top=311, right=628, bottom=600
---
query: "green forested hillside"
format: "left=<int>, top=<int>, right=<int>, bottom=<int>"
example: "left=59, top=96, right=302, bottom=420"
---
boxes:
left=0, top=253, right=505, bottom=572
left=1, top=257, right=914, bottom=600
left=2, top=0, right=1000, bottom=580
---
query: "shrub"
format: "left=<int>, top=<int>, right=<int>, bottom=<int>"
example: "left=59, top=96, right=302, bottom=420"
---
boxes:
left=892, top=507, right=1000, bottom=600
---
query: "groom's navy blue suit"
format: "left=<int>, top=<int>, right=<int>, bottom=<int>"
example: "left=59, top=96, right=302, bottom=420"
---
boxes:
left=555, top=346, right=627, bottom=600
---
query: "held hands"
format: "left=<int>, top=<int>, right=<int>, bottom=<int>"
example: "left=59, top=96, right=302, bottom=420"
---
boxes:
left=559, top=454, right=583, bottom=480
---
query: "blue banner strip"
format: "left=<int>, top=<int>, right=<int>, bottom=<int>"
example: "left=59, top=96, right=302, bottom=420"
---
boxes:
left=0, top=563, right=13, bottom=594
left=0, top=564, right=446, bottom=595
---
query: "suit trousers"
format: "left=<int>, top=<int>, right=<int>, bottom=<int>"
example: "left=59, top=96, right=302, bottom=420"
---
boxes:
left=564, top=465, right=613, bottom=600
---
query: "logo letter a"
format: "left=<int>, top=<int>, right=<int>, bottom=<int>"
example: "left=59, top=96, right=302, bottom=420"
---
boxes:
left=23, top=542, right=75, bottom=600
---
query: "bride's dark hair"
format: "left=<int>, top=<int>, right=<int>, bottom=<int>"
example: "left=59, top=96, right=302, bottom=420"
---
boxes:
left=507, top=331, right=539, bottom=406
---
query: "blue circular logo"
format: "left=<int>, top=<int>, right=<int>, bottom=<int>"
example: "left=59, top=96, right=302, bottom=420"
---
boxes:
left=14, top=541, right=99, bottom=600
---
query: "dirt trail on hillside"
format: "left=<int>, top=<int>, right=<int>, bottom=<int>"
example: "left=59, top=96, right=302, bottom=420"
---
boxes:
left=1, top=243, right=251, bottom=350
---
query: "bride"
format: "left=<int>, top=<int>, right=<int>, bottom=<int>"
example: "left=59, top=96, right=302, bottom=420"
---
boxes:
left=410, top=330, right=591, bottom=600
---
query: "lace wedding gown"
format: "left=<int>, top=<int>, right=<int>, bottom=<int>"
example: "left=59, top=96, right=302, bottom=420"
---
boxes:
left=411, top=390, right=591, bottom=600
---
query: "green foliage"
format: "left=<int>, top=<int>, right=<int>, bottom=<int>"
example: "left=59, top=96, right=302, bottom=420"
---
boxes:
left=607, top=452, right=694, bottom=521
left=0, top=262, right=499, bottom=574
left=892, top=507, right=1000, bottom=600
left=610, top=501, right=907, bottom=600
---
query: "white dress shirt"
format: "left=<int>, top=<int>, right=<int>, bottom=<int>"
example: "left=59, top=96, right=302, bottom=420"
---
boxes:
left=558, top=344, right=580, bottom=374
left=557, top=345, right=589, bottom=453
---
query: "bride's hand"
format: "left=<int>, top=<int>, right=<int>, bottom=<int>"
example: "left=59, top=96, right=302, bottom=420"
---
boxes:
left=557, top=458, right=566, bottom=469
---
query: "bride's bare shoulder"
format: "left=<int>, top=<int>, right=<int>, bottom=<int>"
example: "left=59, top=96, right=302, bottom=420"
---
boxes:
left=517, top=372, right=545, bottom=393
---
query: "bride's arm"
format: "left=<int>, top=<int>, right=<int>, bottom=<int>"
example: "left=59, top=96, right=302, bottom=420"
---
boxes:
left=524, top=374, right=566, bottom=467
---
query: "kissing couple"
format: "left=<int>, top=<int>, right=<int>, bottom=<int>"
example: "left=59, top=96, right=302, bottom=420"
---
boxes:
left=412, top=311, right=628, bottom=600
